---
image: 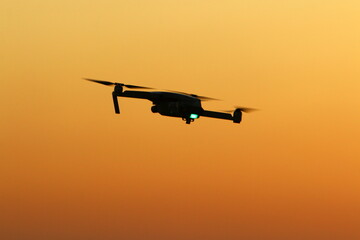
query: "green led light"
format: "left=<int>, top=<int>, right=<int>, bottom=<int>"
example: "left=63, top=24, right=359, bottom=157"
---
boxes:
left=190, top=114, right=199, bottom=119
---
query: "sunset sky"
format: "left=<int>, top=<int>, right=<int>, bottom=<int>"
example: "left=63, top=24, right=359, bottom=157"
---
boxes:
left=1, top=1, right=360, bottom=239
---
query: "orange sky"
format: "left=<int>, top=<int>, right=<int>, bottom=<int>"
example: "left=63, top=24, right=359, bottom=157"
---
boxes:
left=1, top=1, right=360, bottom=239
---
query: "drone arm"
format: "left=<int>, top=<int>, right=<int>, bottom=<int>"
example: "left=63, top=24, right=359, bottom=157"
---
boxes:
left=200, top=110, right=233, bottom=121
left=119, top=90, right=153, bottom=100
left=112, top=92, right=120, bottom=114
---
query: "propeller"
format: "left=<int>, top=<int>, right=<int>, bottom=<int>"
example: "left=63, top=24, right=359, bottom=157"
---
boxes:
left=167, top=90, right=219, bottom=101
left=192, top=94, right=219, bottom=101
left=84, top=78, right=154, bottom=89
left=85, top=78, right=221, bottom=100
left=221, top=107, right=258, bottom=113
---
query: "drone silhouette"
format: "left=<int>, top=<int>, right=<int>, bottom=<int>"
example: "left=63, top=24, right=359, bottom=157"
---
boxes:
left=85, top=78, right=255, bottom=124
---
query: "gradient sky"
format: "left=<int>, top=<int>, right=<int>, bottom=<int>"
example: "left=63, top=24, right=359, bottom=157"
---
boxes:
left=1, top=1, right=360, bottom=239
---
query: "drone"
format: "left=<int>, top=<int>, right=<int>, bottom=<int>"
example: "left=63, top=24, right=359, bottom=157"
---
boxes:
left=85, top=78, right=255, bottom=124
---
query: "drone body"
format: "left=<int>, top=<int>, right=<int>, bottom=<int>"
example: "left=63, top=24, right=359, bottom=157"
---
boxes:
left=86, top=78, right=253, bottom=124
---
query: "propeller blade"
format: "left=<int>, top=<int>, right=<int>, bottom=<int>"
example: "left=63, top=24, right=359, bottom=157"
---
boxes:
left=123, top=84, right=153, bottom=89
left=235, top=106, right=258, bottom=113
left=84, top=78, right=154, bottom=89
left=194, top=95, right=219, bottom=101
left=84, top=78, right=115, bottom=86
left=168, top=90, right=219, bottom=101
left=221, top=107, right=258, bottom=113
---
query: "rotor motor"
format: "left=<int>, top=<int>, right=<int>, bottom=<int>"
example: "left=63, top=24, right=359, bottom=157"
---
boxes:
left=114, top=84, right=123, bottom=94
left=233, top=109, right=242, bottom=123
